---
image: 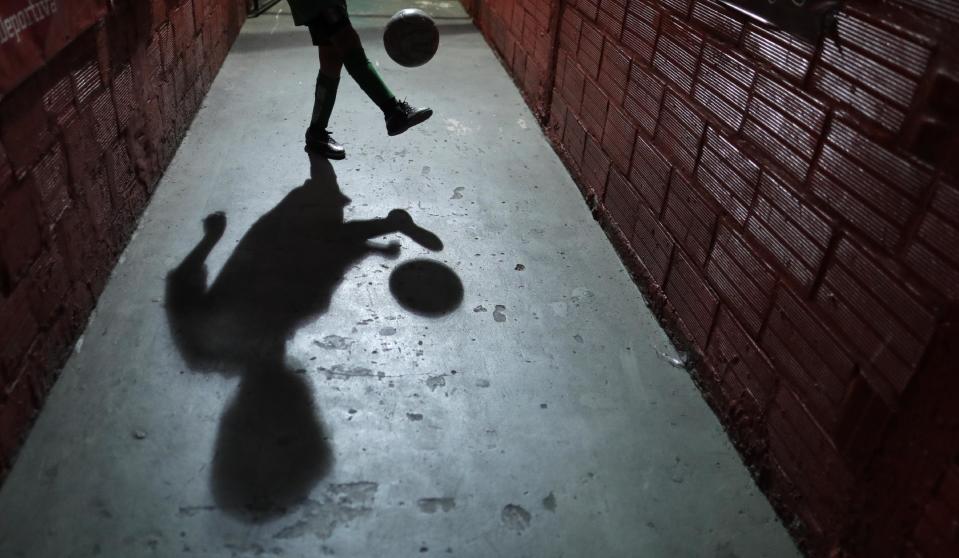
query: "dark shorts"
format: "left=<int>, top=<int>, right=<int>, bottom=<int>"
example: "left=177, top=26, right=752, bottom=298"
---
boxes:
left=307, top=3, right=351, bottom=46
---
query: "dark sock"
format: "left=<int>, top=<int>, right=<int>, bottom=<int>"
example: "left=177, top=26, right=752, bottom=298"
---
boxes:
left=310, top=73, right=339, bottom=132
left=342, top=47, right=396, bottom=113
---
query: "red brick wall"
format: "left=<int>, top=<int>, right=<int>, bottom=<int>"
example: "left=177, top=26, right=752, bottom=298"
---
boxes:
left=465, top=0, right=959, bottom=555
left=0, top=0, right=245, bottom=478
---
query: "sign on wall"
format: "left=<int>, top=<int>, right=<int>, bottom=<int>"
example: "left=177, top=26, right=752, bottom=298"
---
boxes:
left=718, top=0, right=843, bottom=44
left=0, top=0, right=108, bottom=97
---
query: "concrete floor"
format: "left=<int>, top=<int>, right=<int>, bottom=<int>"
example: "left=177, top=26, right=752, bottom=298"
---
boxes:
left=0, top=2, right=799, bottom=556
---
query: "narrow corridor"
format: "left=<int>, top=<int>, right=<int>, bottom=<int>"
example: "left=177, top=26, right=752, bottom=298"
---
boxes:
left=0, top=2, right=797, bottom=556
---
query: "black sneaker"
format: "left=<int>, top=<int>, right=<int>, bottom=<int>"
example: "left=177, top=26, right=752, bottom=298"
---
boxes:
left=305, top=128, right=346, bottom=160
left=385, top=100, right=433, bottom=136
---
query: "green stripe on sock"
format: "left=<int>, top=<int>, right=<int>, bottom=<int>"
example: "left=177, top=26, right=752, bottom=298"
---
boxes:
left=342, top=47, right=396, bottom=113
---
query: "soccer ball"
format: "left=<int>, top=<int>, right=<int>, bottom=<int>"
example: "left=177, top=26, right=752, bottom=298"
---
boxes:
left=383, top=9, right=439, bottom=68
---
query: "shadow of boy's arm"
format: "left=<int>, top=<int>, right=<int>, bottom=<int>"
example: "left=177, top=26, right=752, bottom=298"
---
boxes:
left=340, top=210, right=443, bottom=251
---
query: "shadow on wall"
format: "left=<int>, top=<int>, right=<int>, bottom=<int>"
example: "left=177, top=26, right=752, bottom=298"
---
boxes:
left=164, top=155, right=461, bottom=521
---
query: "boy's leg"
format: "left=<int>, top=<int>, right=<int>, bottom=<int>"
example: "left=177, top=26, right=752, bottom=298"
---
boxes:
left=317, top=7, right=433, bottom=135
left=311, top=47, right=342, bottom=130
left=305, top=29, right=346, bottom=158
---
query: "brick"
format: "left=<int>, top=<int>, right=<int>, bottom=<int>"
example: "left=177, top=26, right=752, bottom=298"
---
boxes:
left=811, top=120, right=932, bottom=251
left=598, top=45, right=631, bottom=107
left=768, top=386, right=853, bottom=532
left=89, top=89, right=120, bottom=150
left=894, top=0, right=959, bottom=24
left=746, top=173, right=832, bottom=290
left=0, top=78, right=55, bottom=176
left=559, top=7, right=582, bottom=54
left=833, top=374, right=891, bottom=470
left=631, top=202, right=674, bottom=285
left=706, top=225, right=776, bottom=335
left=659, top=0, right=692, bottom=16
left=79, top=164, right=115, bottom=239
left=602, top=106, right=636, bottom=173
left=629, top=133, right=671, bottom=213
left=905, top=177, right=959, bottom=301
left=549, top=88, right=568, bottom=140
left=742, top=74, right=827, bottom=182
left=762, top=288, right=856, bottom=433
left=0, top=370, right=39, bottom=464
left=0, top=287, right=38, bottom=382
left=512, top=46, right=529, bottom=89
left=30, top=143, right=72, bottom=227
left=707, top=308, right=776, bottom=407
left=742, top=23, right=814, bottom=83
left=605, top=163, right=641, bottom=232
left=40, top=74, right=78, bottom=128
left=693, top=42, right=755, bottom=131
left=71, top=59, right=102, bottom=107
left=690, top=0, right=743, bottom=43
left=581, top=79, right=609, bottom=139
left=653, top=17, right=704, bottom=94
left=665, top=249, right=719, bottom=348
left=0, top=146, right=10, bottom=200
left=158, top=22, right=175, bottom=72
left=564, top=112, right=588, bottom=169
left=52, top=206, right=112, bottom=301
left=622, top=0, right=660, bottom=64
left=624, top=63, right=664, bottom=135
left=112, top=65, right=137, bottom=132
left=0, top=185, right=43, bottom=289
left=811, top=13, right=931, bottom=134
left=694, top=128, right=759, bottom=225
left=597, top=0, right=627, bottom=38
left=561, top=55, right=586, bottom=112
left=510, top=2, right=525, bottom=35
left=575, top=0, right=599, bottom=20
left=662, top=172, right=717, bottom=267
left=578, top=22, right=604, bottom=80
left=654, top=89, right=705, bottom=177
left=582, top=136, right=611, bottom=200
left=24, top=247, right=71, bottom=328
left=815, top=238, right=936, bottom=399
left=61, top=110, right=105, bottom=189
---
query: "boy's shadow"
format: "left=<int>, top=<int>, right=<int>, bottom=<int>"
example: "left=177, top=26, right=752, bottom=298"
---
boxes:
left=164, top=156, right=443, bottom=521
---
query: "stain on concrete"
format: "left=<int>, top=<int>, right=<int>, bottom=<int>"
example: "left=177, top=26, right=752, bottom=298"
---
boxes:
left=426, top=375, right=446, bottom=392
left=501, top=504, right=531, bottom=531
left=493, top=305, right=507, bottom=322
left=715, top=541, right=739, bottom=558
left=417, top=497, right=456, bottom=513
left=573, top=334, right=583, bottom=343
left=542, top=492, right=556, bottom=512
left=475, top=379, right=490, bottom=388
left=313, top=335, right=353, bottom=351
left=514, top=264, right=525, bottom=271
left=272, top=482, right=378, bottom=541
left=321, top=365, right=384, bottom=380
left=91, top=496, right=112, bottom=519
left=379, top=327, right=397, bottom=336
left=473, top=305, right=487, bottom=312
left=177, top=505, right=217, bottom=517
left=407, top=413, right=424, bottom=421
left=451, top=187, right=464, bottom=199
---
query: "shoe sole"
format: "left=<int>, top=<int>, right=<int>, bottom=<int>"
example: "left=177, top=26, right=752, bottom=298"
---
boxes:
left=388, top=109, right=433, bottom=137
left=304, top=144, right=346, bottom=160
